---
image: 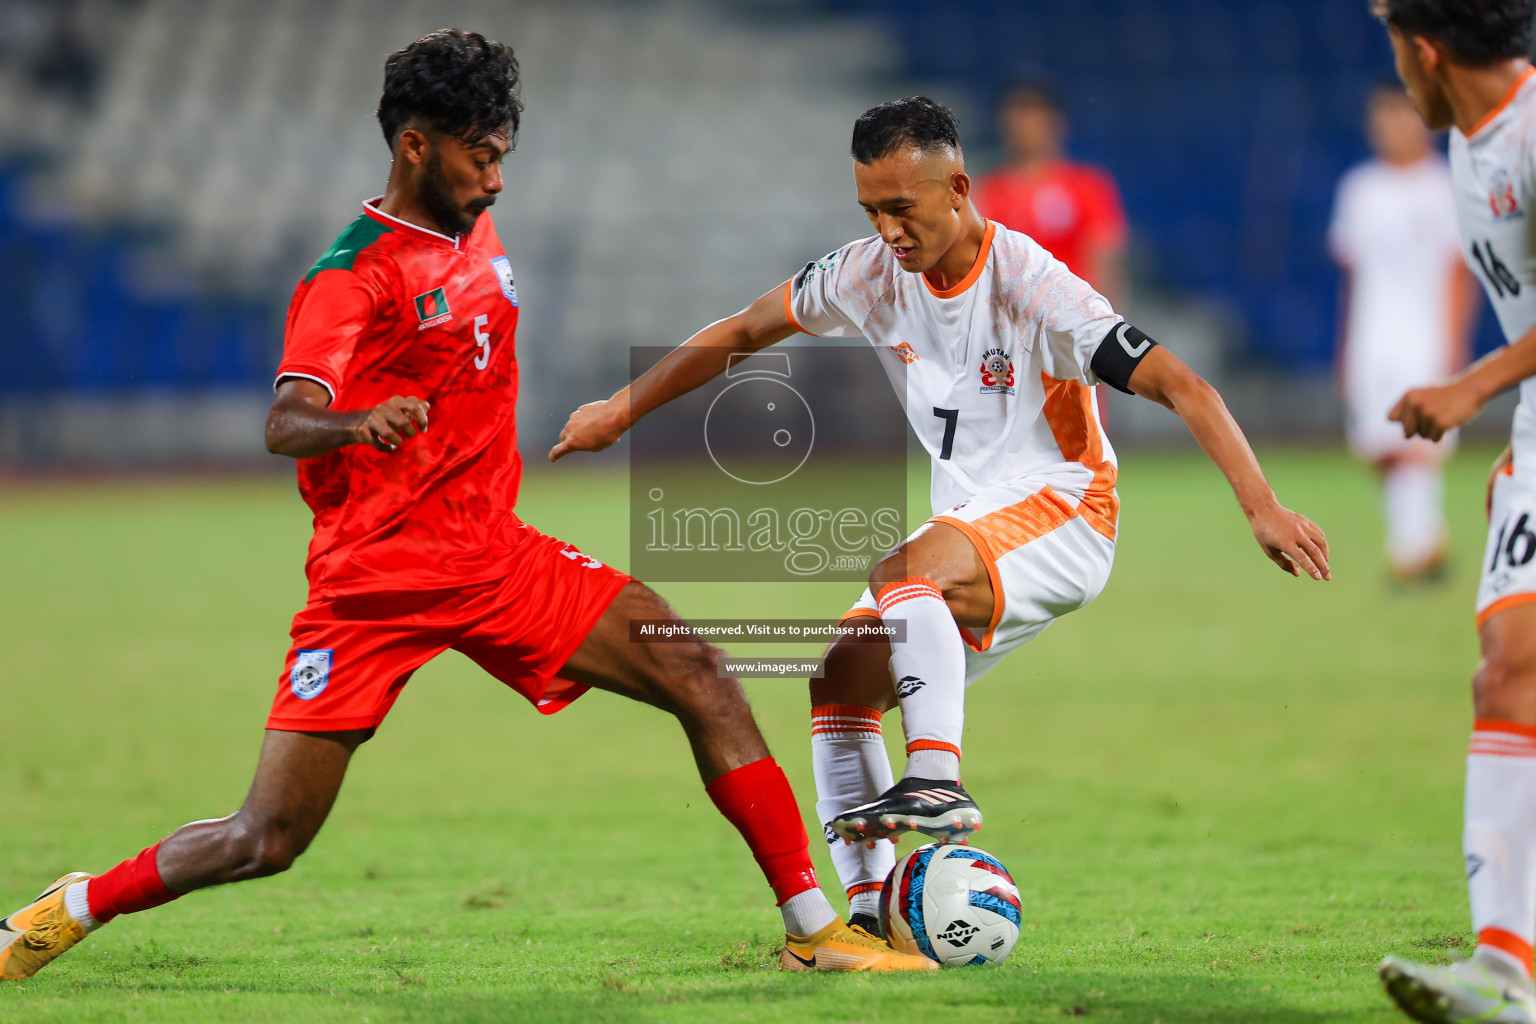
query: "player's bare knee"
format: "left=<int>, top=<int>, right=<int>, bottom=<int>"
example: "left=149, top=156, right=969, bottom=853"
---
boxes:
left=813, top=637, right=895, bottom=712
left=665, top=641, right=749, bottom=724
left=631, top=639, right=725, bottom=715
left=867, top=549, right=914, bottom=595
left=219, top=818, right=306, bottom=882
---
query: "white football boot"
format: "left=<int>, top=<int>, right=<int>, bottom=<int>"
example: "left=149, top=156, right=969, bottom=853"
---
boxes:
left=1379, top=949, right=1536, bottom=1023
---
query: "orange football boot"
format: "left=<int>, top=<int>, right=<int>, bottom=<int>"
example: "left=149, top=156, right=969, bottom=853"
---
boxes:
left=780, top=918, right=939, bottom=972
left=0, top=872, right=94, bottom=981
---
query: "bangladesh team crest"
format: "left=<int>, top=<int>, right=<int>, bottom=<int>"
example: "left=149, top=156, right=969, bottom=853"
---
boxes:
left=490, top=255, right=518, bottom=306
left=291, top=649, right=333, bottom=700
left=414, top=286, right=452, bottom=329
left=979, top=348, right=1015, bottom=396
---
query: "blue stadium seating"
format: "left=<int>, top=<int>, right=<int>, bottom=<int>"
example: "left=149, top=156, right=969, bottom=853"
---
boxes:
left=0, top=163, right=274, bottom=395
left=821, top=0, right=1505, bottom=367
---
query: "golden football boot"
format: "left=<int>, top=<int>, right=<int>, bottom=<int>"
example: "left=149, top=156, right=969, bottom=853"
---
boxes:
left=780, top=917, right=939, bottom=972
left=0, top=872, right=93, bottom=981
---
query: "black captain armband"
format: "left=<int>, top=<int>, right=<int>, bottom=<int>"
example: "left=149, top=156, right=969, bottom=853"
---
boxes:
left=1089, top=322, right=1159, bottom=394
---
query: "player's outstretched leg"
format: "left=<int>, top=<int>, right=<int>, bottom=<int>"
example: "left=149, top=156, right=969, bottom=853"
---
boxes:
left=826, top=523, right=987, bottom=845
left=1381, top=604, right=1536, bottom=1021
left=1, top=729, right=365, bottom=981
left=559, top=582, right=936, bottom=972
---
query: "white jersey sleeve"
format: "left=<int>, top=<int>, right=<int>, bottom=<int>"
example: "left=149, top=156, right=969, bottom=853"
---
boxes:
left=785, top=237, right=891, bottom=338
left=1327, top=169, right=1365, bottom=266
left=988, top=231, right=1123, bottom=386
left=1033, top=270, right=1121, bottom=387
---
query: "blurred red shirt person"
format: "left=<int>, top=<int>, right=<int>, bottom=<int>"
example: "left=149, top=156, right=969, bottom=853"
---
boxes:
left=974, top=83, right=1127, bottom=305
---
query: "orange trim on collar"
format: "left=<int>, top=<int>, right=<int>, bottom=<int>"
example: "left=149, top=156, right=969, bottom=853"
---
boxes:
left=1467, top=66, right=1536, bottom=139
left=922, top=220, right=995, bottom=299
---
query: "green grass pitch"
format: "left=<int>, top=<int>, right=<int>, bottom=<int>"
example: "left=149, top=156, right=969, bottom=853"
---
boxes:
left=0, top=445, right=1502, bottom=1022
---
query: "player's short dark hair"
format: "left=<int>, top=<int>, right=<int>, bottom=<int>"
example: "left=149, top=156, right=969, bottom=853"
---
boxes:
left=1371, top=0, right=1533, bottom=66
left=851, top=96, right=962, bottom=165
left=377, top=29, right=523, bottom=149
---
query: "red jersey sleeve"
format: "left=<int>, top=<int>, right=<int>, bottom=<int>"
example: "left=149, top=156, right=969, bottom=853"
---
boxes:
left=275, top=268, right=380, bottom=400
left=1079, top=168, right=1128, bottom=250
left=971, top=170, right=1001, bottom=222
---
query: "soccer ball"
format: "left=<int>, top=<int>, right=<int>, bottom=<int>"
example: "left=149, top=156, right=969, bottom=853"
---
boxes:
left=879, top=843, right=1021, bottom=967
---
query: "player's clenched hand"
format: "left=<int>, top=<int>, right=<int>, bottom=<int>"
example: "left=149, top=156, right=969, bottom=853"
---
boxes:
left=549, top=399, right=627, bottom=463
left=354, top=396, right=429, bottom=453
left=1248, top=505, right=1331, bottom=581
left=1389, top=381, right=1482, bottom=442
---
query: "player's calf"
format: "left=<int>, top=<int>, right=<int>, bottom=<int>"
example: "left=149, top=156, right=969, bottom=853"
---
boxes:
left=1461, top=607, right=1536, bottom=989
left=1, top=729, right=363, bottom=980
left=1472, top=622, right=1536, bottom=725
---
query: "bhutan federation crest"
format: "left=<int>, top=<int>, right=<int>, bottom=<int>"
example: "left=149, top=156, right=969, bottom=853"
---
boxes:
left=1489, top=169, right=1522, bottom=219
left=978, top=348, right=1015, bottom=396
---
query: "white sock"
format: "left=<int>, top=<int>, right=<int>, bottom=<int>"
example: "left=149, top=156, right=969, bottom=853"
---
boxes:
left=779, top=887, right=837, bottom=937
left=1466, top=721, right=1536, bottom=980
left=64, top=881, right=100, bottom=933
left=811, top=703, right=897, bottom=912
left=1384, top=462, right=1445, bottom=569
left=907, top=747, right=961, bottom=780
left=877, top=578, right=965, bottom=781
left=848, top=888, right=883, bottom=921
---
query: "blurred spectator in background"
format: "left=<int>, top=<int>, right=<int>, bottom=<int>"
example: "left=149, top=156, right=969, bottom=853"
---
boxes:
left=1328, top=83, right=1476, bottom=585
left=973, top=81, right=1127, bottom=305
left=974, top=80, right=1128, bottom=423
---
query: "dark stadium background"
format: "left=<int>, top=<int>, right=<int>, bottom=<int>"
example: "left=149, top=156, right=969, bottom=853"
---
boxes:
left=0, top=0, right=1516, bottom=465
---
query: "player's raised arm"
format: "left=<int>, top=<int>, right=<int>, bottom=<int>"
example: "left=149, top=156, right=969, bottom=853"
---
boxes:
left=1124, top=345, right=1332, bottom=581
left=265, top=378, right=429, bottom=459
left=548, top=281, right=798, bottom=462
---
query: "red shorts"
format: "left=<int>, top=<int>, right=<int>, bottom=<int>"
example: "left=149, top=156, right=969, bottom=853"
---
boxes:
left=268, top=524, right=631, bottom=733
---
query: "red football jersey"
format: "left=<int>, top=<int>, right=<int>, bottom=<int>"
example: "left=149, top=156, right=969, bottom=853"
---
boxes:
left=276, top=199, right=524, bottom=598
left=973, top=161, right=1126, bottom=287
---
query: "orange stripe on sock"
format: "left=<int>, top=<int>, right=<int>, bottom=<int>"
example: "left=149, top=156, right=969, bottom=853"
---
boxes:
left=875, top=577, right=942, bottom=608
left=811, top=724, right=883, bottom=737
left=1471, top=743, right=1536, bottom=758
left=906, top=740, right=961, bottom=758
left=812, top=704, right=883, bottom=723
left=845, top=881, right=884, bottom=898
left=1475, top=719, right=1536, bottom=740
left=1480, top=928, right=1535, bottom=977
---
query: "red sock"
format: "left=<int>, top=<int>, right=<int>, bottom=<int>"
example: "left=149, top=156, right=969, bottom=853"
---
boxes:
left=87, top=843, right=180, bottom=923
left=705, top=757, right=818, bottom=905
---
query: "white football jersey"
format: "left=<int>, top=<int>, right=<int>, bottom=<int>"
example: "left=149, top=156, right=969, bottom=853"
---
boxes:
left=1329, top=154, right=1464, bottom=458
left=1450, top=67, right=1536, bottom=467
left=1329, top=155, right=1462, bottom=388
left=785, top=221, right=1123, bottom=516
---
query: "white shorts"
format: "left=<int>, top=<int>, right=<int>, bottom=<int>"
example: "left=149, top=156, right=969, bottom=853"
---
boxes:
left=844, top=477, right=1117, bottom=685
left=1346, top=372, right=1457, bottom=462
left=1478, top=465, right=1536, bottom=628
